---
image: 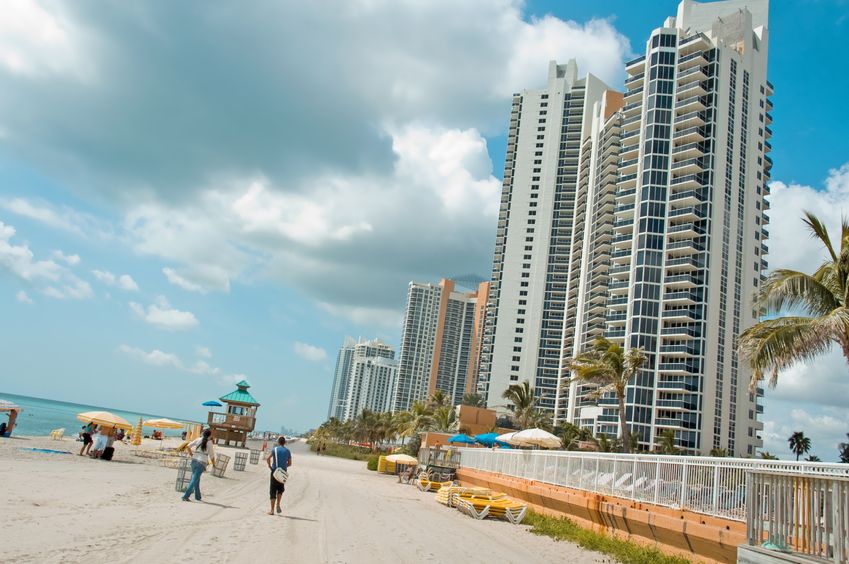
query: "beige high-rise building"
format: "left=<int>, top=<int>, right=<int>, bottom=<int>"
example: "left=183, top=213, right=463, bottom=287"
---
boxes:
left=392, top=279, right=489, bottom=411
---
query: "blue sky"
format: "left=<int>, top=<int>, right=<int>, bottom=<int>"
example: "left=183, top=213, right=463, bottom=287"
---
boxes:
left=1, top=1, right=848, bottom=458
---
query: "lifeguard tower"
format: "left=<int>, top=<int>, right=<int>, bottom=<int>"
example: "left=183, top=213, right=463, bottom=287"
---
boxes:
left=208, top=380, right=259, bottom=448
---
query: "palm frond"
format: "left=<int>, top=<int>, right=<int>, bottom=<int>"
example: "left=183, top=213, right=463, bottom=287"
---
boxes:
left=756, top=269, right=841, bottom=316
left=803, top=211, right=838, bottom=262
left=738, top=316, right=836, bottom=390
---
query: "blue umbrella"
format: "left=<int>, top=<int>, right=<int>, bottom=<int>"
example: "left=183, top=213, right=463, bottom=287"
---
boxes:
left=202, top=400, right=222, bottom=407
left=475, top=433, right=512, bottom=448
left=448, top=433, right=478, bottom=444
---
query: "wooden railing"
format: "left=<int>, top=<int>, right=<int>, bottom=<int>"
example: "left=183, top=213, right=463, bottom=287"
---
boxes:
left=208, top=412, right=255, bottom=431
left=746, top=470, right=849, bottom=562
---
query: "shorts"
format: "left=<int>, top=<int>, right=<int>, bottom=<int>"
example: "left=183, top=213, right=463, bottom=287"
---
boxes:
left=269, top=471, right=285, bottom=498
left=82, top=433, right=92, bottom=445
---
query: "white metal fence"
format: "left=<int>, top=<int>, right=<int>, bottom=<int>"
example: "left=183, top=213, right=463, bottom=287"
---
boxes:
left=456, top=448, right=849, bottom=521
left=747, top=471, right=849, bottom=562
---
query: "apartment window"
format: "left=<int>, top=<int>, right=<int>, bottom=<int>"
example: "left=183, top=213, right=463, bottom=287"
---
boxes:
left=513, top=346, right=522, bottom=352
left=518, top=299, right=527, bottom=305
left=519, top=291, right=528, bottom=296
left=521, top=272, right=530, bottom=278
left=512, top=356, right=521, bottom=362
left=511, top=365, right=520, bottom=371
left=516, top=328, right=523, bottom=333
left=518, top=309, right=526, bottom=314
left=529, top=202, right=537, bottom=207
left=532, top=176, right=540, bottom=181
left=535, top=151, right=542, bottom=157
left=524, top=246, right=532, bottom=251
left=534, top=159, right=542, bottom=165
left=513, top=337, right=522, bottom=343
left=525, top=236, right=533, bottom=242
left=516, top=318, right=525, bottom=324
left=520, top=281, right=529, bottom=287
left=533, top=168, right=541, bottom=173
left=522, top=263, right=531, bottom=269
left=523, top=254, right=531, bottom=260
left=530, top=194, right=538, bottom=199
left=535, top=143, right=543, bottom=148
left=536, top=135, right=544, bottom=140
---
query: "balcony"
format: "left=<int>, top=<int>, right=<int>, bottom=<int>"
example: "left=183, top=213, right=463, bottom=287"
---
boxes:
left=614, top=202, right=635, bottom=216
left=678, top=51, right=707, bottom=70
left=662, top=308, right=700, bottom=321
left=624, top=87, right=644, bottom=104
left=677, top=65, right=707, bottom=85
left=665, top=273, right=700, bottom=289
left=676, top=80, right=707, bottom=100
left=655, top=399, right=697, bottom=410
left=659, top=344, right=698, bottom=356
left=667, top=239, right=703, bottom=256
left=657, top=378, right=698, bottom=392
left=625, top=71, right=645, bottom=87
left=666, top=256, right=702, bottom=272
left=670, top=157, right=704, bottom=176
left=660, top=325, right=700, bottom=339
left=670, top=173, right=702, bottom=190
left=672, top=141, right=704, bottom=160
left=663, top=290, right=699, bottom=305
left=674, top=110, right=705, bottom=130
left=675, top=125, right=706, bottom=144
left=208, top=412, right=256, bottom=432
left=668, top=206, right=705, bottom=222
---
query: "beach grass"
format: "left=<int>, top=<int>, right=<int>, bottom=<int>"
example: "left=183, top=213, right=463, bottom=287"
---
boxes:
left=308, top=441, right=374, bottom=461
left=523, top=511, right=691, bottom=564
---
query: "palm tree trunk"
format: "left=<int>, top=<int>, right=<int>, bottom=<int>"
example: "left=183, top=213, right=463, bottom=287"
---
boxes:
left=618, top=394, right=630, bottom=454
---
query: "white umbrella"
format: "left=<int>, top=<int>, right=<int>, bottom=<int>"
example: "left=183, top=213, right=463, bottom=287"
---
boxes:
left=496, top=431, right=520, bottom=445
left=510, top=428, right=562, bottom=449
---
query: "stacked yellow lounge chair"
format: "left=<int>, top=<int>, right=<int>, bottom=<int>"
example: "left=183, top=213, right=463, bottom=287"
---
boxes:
left=416, top=473, right=452, bottom=492
left=433, top=484, right=529, bottom=525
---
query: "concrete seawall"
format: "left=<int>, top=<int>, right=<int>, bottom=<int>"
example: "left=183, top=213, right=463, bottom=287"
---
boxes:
left=458, top=467, right=746, bottom=563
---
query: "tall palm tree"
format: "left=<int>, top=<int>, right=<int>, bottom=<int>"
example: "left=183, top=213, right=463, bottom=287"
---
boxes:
left=738, top=213, right=849, bottom=390
left=760, top=451, right=778, bottom=460
left=840, top=434, right=849, bottom=464
left=788, top=431, right=812, bottom=461
left=461, top=393, right=486, bottom=408
left=400, top=400, right=433, bottom=439
left=432, top=405, right=456, bottom=432
left=428, top=390, right=451, bottom=409
left=566, top=337, right=646, bottom=453
left=658, top=429, right=678, bottom=455
left=501, top=380, right=536, bottom=429
left=805, top=455, right=822, bottom=462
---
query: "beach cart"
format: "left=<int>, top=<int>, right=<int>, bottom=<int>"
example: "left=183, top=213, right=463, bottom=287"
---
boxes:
left=175, top=457, right=192, bottom=492
left=249, top=449, right=261, bottom=465
left=234, top=451, right=248, bottom=471
left=212, top=453, right=230, bottom=478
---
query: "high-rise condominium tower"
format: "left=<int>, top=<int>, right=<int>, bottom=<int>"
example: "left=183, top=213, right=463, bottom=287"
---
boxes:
left=482, top=0, right=770, bottom=457
left=392, top=279, right=489, bottom=412
left=477, top=60, right=615, bottom=417
left=327, top=337, right=396, bottom=421
left=586, top=0, right=770, bottom=456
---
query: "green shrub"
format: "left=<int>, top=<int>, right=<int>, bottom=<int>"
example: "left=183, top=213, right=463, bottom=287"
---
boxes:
left=524, top=511, right=690, bottom=564
left=312, top=442, right=373, bottom=461
left=366, top=455, right=379, bottom=471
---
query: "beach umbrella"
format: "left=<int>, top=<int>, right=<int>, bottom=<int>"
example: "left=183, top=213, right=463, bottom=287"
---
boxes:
left=0, top=399, right=22, bottom=411
left=475, top=433, right=511, bottom=448
left=385, top=454, right=418, bottom=465
left=511, top=428, right=562, bottom=449
left=202, top=400, right=222, bottom=407
left=76, top=411, right=132, bottom=430
left=132, top=417, right=142, bottom=446
left=142, top=418, right=184, bottom=429
left=447, top=433, right=478, bottom=445
left=496, top=431, right=518, bottom=444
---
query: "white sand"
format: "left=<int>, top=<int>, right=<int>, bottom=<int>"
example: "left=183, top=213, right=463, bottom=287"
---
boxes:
left=0, top=437, right=605, bottom=563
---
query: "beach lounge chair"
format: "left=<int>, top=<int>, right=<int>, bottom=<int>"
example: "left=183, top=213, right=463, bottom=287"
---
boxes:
left=455, top=496, right=528, bottom=524
left=50, top=428, right=65, bottom=440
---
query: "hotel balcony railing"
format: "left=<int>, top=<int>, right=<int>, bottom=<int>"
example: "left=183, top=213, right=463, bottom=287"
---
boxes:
left=452, top=447, right=849, bottom=523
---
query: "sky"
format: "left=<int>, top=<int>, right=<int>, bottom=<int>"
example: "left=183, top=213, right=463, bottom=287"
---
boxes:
left=0, top=1, right=848, bottom=458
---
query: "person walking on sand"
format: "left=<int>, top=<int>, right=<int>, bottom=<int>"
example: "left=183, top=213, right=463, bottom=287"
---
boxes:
left=182, top=429, right=215, bottom=502
left=266, top=436, right=292, bottom=515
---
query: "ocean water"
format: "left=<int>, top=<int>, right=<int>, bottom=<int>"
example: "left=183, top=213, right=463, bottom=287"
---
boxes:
left=0, top=392, right=194, bottom=437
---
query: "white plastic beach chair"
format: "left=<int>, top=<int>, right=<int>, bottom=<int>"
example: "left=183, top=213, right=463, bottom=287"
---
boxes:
left=50, top=428, right=65, bottom=440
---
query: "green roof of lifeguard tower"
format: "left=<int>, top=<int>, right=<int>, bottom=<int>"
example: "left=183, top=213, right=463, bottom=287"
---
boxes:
left=219, top=379, right=259, bottom=405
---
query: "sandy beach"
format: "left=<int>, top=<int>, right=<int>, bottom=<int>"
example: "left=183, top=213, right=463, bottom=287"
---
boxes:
left=0, top=436, right=605, bottom=564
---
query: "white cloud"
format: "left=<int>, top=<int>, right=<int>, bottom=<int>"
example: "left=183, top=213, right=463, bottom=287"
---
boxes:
left=118, top=344, right=182, bottom=369
left=761, top=404, right=849, bottom=462
left=16, top=290, right=32, bottom=304
left=0, top=220, right=62, bottom=281
left=162, top=266, right=227, bottom=293
left=129, top=296, right=198, bottom=331
left=767, top=163, right=849, bottom=275
left=318, top=302, right=403, bottom=330
left=0, top=0, right=93, bottom=79
left=0, top=197, right=98, bottom=237
left=293, top=341, right=327, bottom=362
left=92, top=269, right=139, bottom=291
left=196, top=346, right=212, bottom=359
left=119, top=344, right=241, bottom=384
left=52, top=250, right=80, bottom=266
left=43, top=277, right=93, bottom=300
